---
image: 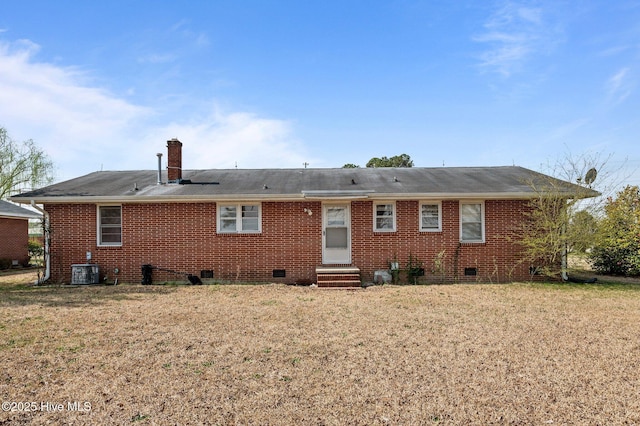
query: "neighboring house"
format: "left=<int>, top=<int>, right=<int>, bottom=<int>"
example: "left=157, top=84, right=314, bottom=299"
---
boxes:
left=0, top=200, right=41, bottom=268
left=10, top=139, right=593, bottom=285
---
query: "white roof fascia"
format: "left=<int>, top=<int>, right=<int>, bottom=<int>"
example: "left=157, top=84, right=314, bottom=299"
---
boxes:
left=302, top=190, right=374, bottom=199
left=12, top=191, right=553, bottom=205
left=13, top=194, right=307, bottom=204
left=0, top=214, right=31, bottom=220
left=368, top=192, right=542, bottom=201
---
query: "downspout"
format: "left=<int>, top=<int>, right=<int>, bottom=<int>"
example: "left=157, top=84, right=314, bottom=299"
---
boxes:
left=561, top=205, right=569, bottom=281
left=30, top=200, right=50, bottom=284
left=561, top=224, right=569, bottom=281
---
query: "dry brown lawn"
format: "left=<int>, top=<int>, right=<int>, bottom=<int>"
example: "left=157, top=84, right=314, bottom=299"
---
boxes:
left=1, top=278, right=639, bottom=425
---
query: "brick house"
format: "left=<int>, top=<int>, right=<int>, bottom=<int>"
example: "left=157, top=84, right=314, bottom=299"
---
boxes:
left=10, top=139, right=592, bottom=285
left=0, top=200, right=41, bottom=268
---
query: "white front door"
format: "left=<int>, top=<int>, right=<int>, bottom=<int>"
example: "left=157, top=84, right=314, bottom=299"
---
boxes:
left=322, top=204, right=351, bottom=264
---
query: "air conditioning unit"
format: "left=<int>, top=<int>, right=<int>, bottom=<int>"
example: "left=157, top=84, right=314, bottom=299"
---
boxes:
left=71, top=264, right=100, bottom=285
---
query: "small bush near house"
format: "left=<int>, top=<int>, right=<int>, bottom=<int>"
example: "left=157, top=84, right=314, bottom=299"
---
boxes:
left=0, top=258, right=12, bottom=270
left=590, top=246, right=640, bottom=276
left=28, top=240, right=43, bottom=258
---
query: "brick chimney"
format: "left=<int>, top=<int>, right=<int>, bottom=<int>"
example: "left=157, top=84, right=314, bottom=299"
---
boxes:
left=167, top=138, right=182, bottom=181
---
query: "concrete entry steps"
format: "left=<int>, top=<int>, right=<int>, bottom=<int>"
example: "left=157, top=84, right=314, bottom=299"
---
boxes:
left=315, top=266, right=361, bottom=287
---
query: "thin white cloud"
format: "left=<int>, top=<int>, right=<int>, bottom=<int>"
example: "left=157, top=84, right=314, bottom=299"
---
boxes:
left=137, top=53, right=178, bottom=64
left=133, top=21, right=209, bottom=69
left=170, top=19, right=190, bottom=32
left=0, top=40, right=149, bottom=177
left=517, top=6, right=542, bottom=25
left=169, top=19, right=210, bottom=48
left=598, top=45, right=631, bottom=57
left=0, top=39, right=310, bottom=181
left=607, top=67, right=629, bottom=92
left=605, top=67, right=633, bottom=105
left=549, top=118, right=590, bottom=140
left=194, top=33, right=210, bottom=48
left=142, top=108, right=309, bottom=170
left=473, top=1, right=561, bottom=77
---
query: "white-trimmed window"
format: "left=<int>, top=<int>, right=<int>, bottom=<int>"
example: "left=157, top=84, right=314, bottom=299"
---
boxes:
left=98, top=205, right=122, bottom=246
left=217, top=203, right=261, bottom=233
left=420, top=202, right=441, bottom=232
left=374, top=202, right=396, bottom=232
left=460, top=201, right=485, bottom=243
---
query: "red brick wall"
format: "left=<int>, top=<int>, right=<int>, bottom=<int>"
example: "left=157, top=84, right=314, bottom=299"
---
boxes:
left=44, top=199, right=536, bottom=284
left=0, top=217, right=29, bottom=266
left=352, top=200, right=534, bottom=283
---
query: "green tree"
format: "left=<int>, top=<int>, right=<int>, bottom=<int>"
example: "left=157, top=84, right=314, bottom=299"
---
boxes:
left=366, top=154, right=414, bottom=168
left=517, top=152, right=606, bottom=279
left=568, top=209, right=598, bottom=253
left=0, top=127, right=54, bottom=199
left=518, top=183, right=576, bottom=278
left=590, top=185, right=640, bottom=276
left=342, top=163, right=360, bottom=168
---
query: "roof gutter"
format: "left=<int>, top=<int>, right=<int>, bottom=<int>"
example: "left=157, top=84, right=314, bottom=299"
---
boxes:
left=302, top=190, right=375, bottom=200
left=0, top=211, right=41, bottom=220
left=0, top=214, right=35, bottom=220
left=10, top=189, right=601, bottom=205
left=30, top=201, right=50, bottom=285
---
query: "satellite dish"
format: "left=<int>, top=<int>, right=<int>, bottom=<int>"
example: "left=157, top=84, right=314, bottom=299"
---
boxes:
left=584, top=168, right=597, bottom=186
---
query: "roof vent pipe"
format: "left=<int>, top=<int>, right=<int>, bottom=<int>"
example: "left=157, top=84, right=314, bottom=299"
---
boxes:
left=157, top=153, right=163, bottom=185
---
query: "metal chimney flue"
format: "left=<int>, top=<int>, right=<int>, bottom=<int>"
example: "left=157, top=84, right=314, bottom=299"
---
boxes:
left=156, top=153, right=163, bottom=185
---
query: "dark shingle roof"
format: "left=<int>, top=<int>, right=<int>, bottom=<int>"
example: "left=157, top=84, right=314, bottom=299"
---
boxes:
left=10, top=166, right=597, bottom=203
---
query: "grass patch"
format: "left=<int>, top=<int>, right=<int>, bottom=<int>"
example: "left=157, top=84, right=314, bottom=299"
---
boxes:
left=0, top=283, right=639, bottom=424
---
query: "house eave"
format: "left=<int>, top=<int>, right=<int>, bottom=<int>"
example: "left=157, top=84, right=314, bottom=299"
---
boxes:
left=0, top=214, right=31, bottom=220
left=369, top=192, right=563, bottom=200
left=11, top=186, right=597, bottom=205
left=12, top=192, right=555, bottom=205
left=11, top=194, right=307, bottom=205
left=301, top=190, right=375, bottom=200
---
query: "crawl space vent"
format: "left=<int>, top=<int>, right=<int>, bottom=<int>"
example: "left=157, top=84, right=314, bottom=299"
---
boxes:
left=272, top=269, right=286, bottom=278
left=464, top=267, right=477, bottom=276
left=200, top=270, right=214, bottom=279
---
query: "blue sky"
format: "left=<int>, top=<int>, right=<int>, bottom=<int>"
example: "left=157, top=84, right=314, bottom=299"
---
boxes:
left=1, top=1, right=639, bottom=189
